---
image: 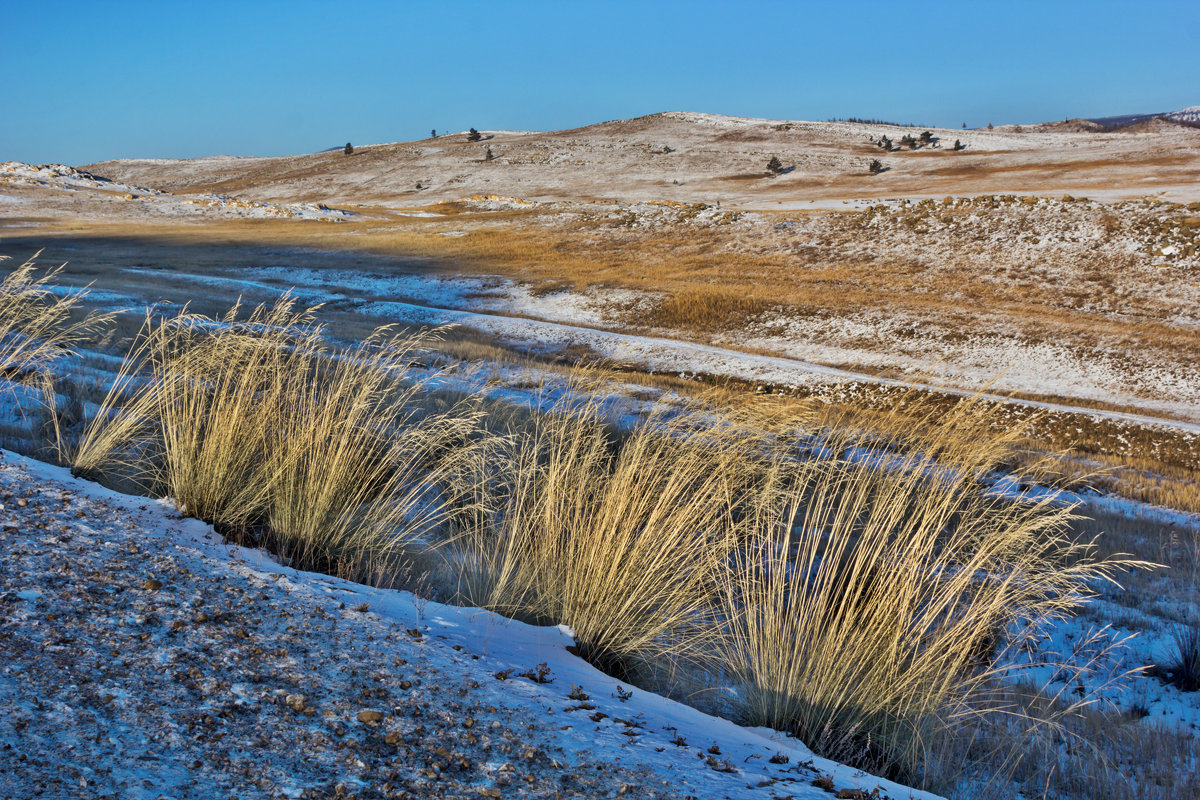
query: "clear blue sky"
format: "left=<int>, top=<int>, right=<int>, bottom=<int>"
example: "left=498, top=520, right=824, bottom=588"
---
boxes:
left=2, top=0, right=1196, bottom=165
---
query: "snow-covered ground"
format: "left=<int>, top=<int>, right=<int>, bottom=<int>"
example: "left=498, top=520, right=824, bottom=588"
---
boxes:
left=0, top=161, right=353, bottom=221
left=0, top=449, right=938, bottom=800
left=145, top=264, right=1200, bottom=433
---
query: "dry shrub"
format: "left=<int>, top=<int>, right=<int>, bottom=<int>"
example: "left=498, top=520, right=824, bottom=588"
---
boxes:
left=72, top=297, right=480, bottom=579
left=716, top=397, right=1147, bottom=779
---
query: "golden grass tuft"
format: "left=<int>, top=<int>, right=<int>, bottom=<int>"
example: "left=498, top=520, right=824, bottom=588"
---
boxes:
left=451, top=389, right=762, bottom=670
left=716, top=397, right=1149, bottom=778
left=0, top=253, right=114, bottom=379
left=72, top=298, right=481, bottom=581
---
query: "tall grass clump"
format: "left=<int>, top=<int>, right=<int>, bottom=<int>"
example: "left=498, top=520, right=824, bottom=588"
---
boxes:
left=717, top=397, right=1144, bottom=780
left=0, top=253, right=113, bottom=380
left=72, top=297, right=481, bottom=581
left=453, top=391, right=763, bottom=673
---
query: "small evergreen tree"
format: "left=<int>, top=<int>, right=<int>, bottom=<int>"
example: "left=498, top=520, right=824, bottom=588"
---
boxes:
left=987, top=122, right=994, bottom=130
left=879, top=135, right=893, bottom=151
left=484, top=146, right=495, bottom=161
left=766, top=155, right=783, bottom=174
left=344, top=142, right=353, bottom=155
left=919, top=130, right=934, bottom=145
left=431, top=129, right=437, bottom=138
left=962, top=122, right=967, bottom=129
left=467, top=128, right=482, bottom=142
left=868, top=159, right=884, bottom=174
left=900, top=134, right=918, bottom=149
left=953, top=139, right=966, bottom=151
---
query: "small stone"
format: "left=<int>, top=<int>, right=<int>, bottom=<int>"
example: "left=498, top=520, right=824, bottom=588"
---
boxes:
left=384, top=731, right=401, bottom=745
left=284, top=694, right=307, bottom=712
left=357, top=710, right=384, bottom=724
left=463, top=717, right=475, bottom=729
left=399, top=680, right=412, bottom=690
left=142, top=579, right=163, bottom=591
left=194, top=612, right=209, bottom=623
left=16, top=499, right=28, bottom=507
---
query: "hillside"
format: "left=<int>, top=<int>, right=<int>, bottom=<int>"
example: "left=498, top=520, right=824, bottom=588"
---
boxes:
left=0, top=449, right=933, bottom=800
left=83, top=111, right=1200, bottom=209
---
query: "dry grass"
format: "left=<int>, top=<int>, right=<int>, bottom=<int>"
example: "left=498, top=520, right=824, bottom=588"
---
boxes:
left=451, top=389, right=760, bottom=671
left=71, top=298, right=481, bottom=581
left=716, top=396, right=1148, bottom=779
left=929, top=682, right=1200, bottom=800
left=647, top=287, right=776, bottom=331
left=0, top=253, right=114, bottom=380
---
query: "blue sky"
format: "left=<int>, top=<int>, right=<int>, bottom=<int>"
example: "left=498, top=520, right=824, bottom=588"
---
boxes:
left=2, top=0, right=1196, bottom=164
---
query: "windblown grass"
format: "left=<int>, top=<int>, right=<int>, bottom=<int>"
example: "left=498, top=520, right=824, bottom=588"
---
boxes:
left=716, top=397, right=1148, bottom=779
left=452, top=390, right=765, bottom=672
left=0, top=253, right=114, bottom=379
left=72, top=297, right=481, bottom=581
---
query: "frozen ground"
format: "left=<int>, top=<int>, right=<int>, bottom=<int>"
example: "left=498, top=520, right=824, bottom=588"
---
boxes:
left=0, top=449, right=937, bottom=800
left=0, top=161, right=352, bottom=222
left=132, top=263, right=1200, bottom=433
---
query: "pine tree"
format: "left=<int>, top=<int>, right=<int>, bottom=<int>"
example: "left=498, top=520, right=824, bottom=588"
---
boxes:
left=431, top=129, right=437, bottom=138
left=879, top=135, right=893, bottom=151
left=485, top=146, right=495, bottom=161
left=868, top=159, right=884, bottom=174
left=953, top=139, right=966, bottom=151
left=467, top=128, right=482, bottom=142
left=344, top=142, right=353, bottom=155
left=766, top=155, right=783, bottom=175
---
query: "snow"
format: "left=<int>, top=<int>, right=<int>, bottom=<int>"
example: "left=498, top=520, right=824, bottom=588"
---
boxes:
left=0, top=161, right=354, bottom=222
left=199, top=266, right=1200, bottom=433
left=1165, top=106, right=1200, bottom=125
left=0, top=448, right=940, bottom=799
left=0, top=161, right=161, bottom=196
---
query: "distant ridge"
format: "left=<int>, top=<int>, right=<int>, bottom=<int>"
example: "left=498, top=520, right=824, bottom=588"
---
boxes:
left=1085, top=106, right=1199, bottom=129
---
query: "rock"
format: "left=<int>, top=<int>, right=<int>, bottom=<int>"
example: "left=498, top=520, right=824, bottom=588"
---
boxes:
left=17, top=498, right=28, bottom=507
left=194, top=612, right=209, bottom=623
left=142, top=579, right=163, bottom=591
left=356, top=710, right=384, bottom=724
left=284, top=694, right=307, bottom=712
